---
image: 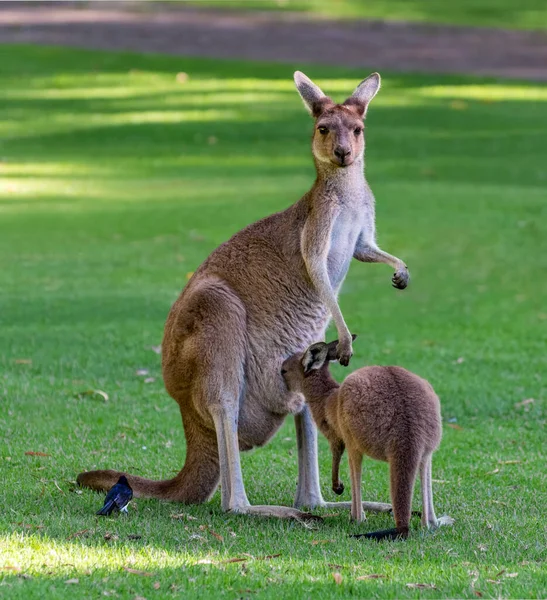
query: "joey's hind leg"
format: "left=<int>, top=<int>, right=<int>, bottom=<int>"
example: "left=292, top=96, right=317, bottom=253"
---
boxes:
left=419, top=454, right=437, bottom=528
left=348, top=448, right=365, bottom=522
left=331, top=440, right=345, bottom=495
left=420, top=454, right=455, bottom=529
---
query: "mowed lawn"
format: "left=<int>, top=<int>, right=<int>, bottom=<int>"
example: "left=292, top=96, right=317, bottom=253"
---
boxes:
left=1, top=45, right=546, bottom=599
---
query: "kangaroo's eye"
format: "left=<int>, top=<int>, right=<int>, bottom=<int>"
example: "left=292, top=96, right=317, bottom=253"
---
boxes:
left=281, top=369, right=288, bottom=375
left=354, top=127, right=362, bottom=136
left=318, top=127, right=329, bottom=135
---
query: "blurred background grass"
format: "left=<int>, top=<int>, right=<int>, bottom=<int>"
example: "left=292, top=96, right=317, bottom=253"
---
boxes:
left=183, top=0, right=547, bottom=29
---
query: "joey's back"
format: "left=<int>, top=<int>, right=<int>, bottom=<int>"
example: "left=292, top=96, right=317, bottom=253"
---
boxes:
left=338, top=366, right=442, bottom=462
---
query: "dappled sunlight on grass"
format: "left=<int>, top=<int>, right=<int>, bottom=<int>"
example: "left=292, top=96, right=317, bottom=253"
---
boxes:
left=0, top=162, right=111, bottom=177
left=417, top=83, right=547, bottom=101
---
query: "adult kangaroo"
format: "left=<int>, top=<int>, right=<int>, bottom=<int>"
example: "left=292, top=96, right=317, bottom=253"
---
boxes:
left=77, top=71, right=409, bottom=518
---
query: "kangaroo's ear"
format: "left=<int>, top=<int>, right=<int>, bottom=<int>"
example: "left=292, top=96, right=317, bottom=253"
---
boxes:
left=302, top=342, right=329, bottom=375
left=325, top=335, right=358, bottom=361
left=294, top=71, right=333, bottom=118
left=343, top=73, right=381, bottom=118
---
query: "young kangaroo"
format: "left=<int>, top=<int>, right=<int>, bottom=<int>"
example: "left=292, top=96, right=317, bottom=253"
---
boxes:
left=282, top=338, right=454, bottom=539
left=77, top=72, right=408, bottom=519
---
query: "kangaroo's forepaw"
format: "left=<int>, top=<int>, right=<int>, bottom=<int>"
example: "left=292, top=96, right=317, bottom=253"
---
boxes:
left=436, top=515, right=455, bottom=527
left=392, top=266, right=409, bottom=289
left=336, top=339, right=353, bottom=367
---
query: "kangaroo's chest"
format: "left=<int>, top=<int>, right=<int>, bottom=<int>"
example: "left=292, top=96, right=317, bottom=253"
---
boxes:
left=327, top=205, right=364, bottom=289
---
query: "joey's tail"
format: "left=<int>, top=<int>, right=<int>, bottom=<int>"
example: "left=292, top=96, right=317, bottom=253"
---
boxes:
left=77, top=424, right=219, bottom=504
left=351, top=526, right=409, bottom=542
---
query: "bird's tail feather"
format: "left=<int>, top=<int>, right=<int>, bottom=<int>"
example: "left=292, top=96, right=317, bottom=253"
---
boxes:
left=96, top=499, right=116, bottom=516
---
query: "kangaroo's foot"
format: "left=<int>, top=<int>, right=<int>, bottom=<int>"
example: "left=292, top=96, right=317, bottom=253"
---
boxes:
left=238, top=505, right=322, bottom=522
left=322, top=501, right=392, bottom=513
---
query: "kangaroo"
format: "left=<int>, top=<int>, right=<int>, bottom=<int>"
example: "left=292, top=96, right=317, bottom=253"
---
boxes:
left=77, top=71, right=409, bottom=519
left=282, top=338, right=454, bottom=539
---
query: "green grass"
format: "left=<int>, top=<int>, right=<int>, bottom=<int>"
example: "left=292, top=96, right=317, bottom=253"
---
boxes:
left=181, top=0, right=547, bottom=30
left=1, top=45, right=546, bottom=599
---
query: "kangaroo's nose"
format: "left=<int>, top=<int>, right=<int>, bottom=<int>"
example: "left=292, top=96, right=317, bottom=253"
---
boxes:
left=334, top=147, right=350, bottom=160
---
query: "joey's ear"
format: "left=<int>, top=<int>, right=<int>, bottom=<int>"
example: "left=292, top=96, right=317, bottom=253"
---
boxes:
left=343, top=73, right=381, bottom=117
left=325, top=340, right=339, bottom=362
left=294, top=71, right=333, bottom=118
left=325, top=335, right=358, bottom=361
left=302, top=342, right=329, bottom=375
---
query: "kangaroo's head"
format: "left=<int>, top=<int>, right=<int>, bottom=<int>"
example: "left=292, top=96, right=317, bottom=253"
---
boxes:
left=282, top=336, right=357, bottom=392
left=294, top=71, right=381, bottom=169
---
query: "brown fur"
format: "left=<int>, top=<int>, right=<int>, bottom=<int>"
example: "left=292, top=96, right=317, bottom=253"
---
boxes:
left=283, top=339, right=448, bottom=537
left=77, top=72, right=407, bottom=518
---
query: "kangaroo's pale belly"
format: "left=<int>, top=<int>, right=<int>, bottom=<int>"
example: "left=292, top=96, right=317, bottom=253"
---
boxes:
left=328, top=213, right=361, bottom=289
left=236, top=303, right=330, bottom=450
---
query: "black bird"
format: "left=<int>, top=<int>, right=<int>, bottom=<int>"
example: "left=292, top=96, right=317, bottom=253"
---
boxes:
left=96, top=476, right=133, bottom=516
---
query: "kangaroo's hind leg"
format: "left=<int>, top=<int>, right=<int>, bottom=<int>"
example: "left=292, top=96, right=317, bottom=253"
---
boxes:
left=189, top=279, right=320, bottom=520
left=293, top=406, right=325, bottom=509
left=211, top=395, right=321, bottom=520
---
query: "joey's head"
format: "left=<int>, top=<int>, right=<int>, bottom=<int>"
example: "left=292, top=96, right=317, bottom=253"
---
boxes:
left=282, top=336, right=357, bottom=393
left=294, top=71, right=381, bottom=169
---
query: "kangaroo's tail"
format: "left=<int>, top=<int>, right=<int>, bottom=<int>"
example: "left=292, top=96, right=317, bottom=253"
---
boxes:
left=78, top=421, right=219, bottom=504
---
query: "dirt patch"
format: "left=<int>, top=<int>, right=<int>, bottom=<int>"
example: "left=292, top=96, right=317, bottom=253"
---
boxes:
left=1, top=1, right=547, bottom=80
